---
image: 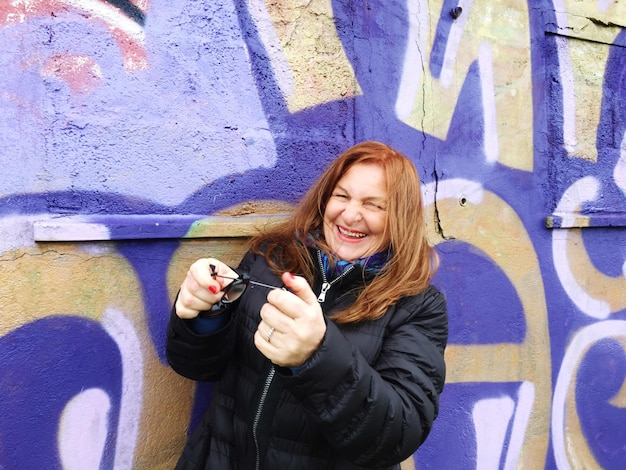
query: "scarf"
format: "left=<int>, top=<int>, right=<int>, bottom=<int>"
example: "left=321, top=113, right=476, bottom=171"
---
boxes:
left=304, top=232, right=390, bottom=280
left=318, top=249, right=390, bottom=280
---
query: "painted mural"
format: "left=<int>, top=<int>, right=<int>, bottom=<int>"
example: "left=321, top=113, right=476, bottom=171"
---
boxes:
left=0, top=1, right=625, bottom=469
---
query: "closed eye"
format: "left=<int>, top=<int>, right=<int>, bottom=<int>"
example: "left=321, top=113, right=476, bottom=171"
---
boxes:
left=364, top=201, right=386, bottom=211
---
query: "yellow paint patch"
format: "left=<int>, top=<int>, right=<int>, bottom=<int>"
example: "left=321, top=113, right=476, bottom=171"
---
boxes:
left=265, top=0, right=360, bottom=112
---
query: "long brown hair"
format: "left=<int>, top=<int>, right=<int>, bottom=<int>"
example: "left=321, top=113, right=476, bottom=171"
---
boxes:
left=250, top=141, right=438, bottom=323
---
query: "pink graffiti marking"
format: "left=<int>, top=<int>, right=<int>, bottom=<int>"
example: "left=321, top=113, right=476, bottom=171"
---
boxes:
left=41, top=54, right=102, bottom=94
left=1, top=0, right=149, bottom=84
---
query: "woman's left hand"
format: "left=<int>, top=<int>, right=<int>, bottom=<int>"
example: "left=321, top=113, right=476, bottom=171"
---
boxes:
left=254, top=272, right=326, bottom=368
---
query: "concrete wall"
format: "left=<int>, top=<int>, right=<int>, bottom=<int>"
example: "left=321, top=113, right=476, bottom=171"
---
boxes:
left=1, top=1, right=625, bottom=468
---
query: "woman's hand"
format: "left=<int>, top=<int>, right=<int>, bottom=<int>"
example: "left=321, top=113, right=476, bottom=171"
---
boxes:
left=175, top=258, right=237, bottom=319
left=254, top=272, right=327, bottom=368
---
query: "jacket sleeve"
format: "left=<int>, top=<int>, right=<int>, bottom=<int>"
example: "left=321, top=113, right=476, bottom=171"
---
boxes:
left=280, top=285, right=448, bottom=467
left=165, top=304, right=237, bottom=381
left=165, top=250, right=257, bottom=382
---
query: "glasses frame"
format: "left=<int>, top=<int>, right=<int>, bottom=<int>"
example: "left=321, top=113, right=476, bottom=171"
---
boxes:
left=199, top=264, right=283, bottom=318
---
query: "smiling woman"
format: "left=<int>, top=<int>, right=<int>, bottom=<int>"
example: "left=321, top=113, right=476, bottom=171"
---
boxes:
left=323, top=162, right=389, bottom=262
left=259, top=140, right=436, bottom=323
left=166, top=141, right=448, bottom=470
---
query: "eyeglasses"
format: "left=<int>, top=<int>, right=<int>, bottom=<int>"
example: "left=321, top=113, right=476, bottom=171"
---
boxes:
left=200, top=264, right=283, bottom=317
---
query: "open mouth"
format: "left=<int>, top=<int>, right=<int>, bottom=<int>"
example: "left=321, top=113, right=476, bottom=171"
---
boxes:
left=337, top=225, right=367, bottom=239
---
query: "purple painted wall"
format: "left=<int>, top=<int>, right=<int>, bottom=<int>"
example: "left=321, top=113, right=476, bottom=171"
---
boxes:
left=1, top=1, right=625, bottom=469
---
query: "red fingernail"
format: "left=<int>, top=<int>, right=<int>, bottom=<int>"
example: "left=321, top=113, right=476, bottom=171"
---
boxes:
left=287, top=272, right=295, bottom=280
left=208, top=285, right=218, bottom=294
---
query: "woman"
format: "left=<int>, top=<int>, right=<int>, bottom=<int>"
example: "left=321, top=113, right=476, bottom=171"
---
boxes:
left=166, top=141, right=448, bottom=469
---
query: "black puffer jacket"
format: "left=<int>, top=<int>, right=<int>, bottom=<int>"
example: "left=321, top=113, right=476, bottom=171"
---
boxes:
left=166, top=248, right=447, bottom=469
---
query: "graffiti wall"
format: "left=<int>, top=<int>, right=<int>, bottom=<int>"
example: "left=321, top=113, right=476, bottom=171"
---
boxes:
left=0, top=0, right=624, bottom=468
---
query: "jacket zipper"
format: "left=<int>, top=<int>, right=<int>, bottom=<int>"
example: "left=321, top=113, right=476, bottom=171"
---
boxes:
left=253, top=365, right=275, bottom=470
left=316, top=250, right=355, bottom=303
left=252, top=252, right=353, bottom=468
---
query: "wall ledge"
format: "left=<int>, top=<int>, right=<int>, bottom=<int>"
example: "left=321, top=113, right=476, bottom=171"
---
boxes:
left=33, top=214, right=290, bottom=241
left=545, top=214, right=626, bottom=229
left=544, top=10, right=626, bottom=48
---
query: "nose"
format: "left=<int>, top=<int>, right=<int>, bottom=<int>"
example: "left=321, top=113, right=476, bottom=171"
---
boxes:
left=342, top=201, right=363, bottom=224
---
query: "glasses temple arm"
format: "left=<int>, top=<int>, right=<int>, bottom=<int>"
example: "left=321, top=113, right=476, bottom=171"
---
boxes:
left=209, top=264, right=281, bottom=290
left=249, top=280, right=284, bottom=290
left=209, top=264, right=240, bottom=281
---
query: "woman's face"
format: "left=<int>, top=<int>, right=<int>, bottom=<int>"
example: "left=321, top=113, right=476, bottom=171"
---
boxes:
left=323, top=163, right=390, bottom=262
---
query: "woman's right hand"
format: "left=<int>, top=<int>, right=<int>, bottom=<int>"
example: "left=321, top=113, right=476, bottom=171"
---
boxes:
left=175, top=258, right=237, bottom=319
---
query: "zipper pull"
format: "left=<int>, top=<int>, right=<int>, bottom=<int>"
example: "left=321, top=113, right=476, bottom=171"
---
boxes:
left=318, top=282, right=331, bottom=303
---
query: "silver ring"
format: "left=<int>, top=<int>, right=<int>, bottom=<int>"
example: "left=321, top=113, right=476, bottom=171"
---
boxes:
left=265, top=326, right=275, bottom=343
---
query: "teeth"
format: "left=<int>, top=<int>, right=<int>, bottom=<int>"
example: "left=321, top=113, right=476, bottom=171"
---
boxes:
left=338, top=226, right=366, bottom=238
